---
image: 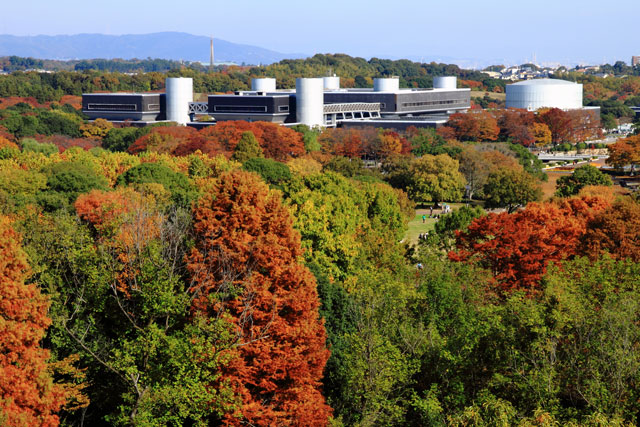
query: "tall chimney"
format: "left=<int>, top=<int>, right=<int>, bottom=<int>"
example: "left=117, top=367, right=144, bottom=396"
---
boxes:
left=210, top=37, right=214, bottom=72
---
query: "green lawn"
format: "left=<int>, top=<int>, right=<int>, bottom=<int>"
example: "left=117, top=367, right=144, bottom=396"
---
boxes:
left=404, top=202, right=482, bottom=245
left=406, top=212, right=436, bottom=245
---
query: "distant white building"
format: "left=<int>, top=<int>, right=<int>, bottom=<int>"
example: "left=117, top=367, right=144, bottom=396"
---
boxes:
left=481, top=71, right=501, bottom=78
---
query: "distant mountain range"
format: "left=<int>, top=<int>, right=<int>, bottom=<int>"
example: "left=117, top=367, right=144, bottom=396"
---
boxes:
left=0, top=32, right=307, bottom=65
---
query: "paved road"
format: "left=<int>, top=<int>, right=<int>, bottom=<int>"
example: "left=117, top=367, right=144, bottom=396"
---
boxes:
left=538, top=154, right=607, bottom=162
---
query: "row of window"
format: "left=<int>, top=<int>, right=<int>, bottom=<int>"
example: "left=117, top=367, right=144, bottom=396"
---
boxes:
left=213, top=105, right=290, bottom=113
left=86, top=103, right=137, bottom=111
left=213, top=105, right=267, bottom=113
left=85, top=103, right=161, bottom=112
left=401, top=99, right=467, bottom=108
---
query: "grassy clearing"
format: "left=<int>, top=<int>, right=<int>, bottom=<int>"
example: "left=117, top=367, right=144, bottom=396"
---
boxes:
left=542, top=170, right=571, bottom=200
left=404, top=202, right=477, bottom=245
left=406, top=212, right=437, bottom=245
left=470, top=91, right=506, bottom=101
left=542, top=157, right=629, bottom=200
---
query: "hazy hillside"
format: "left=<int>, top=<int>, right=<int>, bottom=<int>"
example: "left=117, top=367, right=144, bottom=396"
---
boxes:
left=0, top=32, right=306, bottom=65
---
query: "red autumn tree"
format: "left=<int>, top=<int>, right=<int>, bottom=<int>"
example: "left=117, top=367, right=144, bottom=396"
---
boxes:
left=58, top=95, right=82, bottom=110
left=340, top=130, right=365, bottom=158
left=459, top=79, right=484, bottom=90
left=318, top=127, right=382, bottom=159
left=318, top=128, right=364, bottom=158
left=177, top=121, right=305, bottom=161
left=0, top=97, right=45, bottom=110
left=447, top=110, right=499, bottom=142
left=128, top=125, right=204, bottom=155
left=0, top=216, right=68, bottom=426
left=566, top=108, right=602, bottom=142
left=581, top=198, right=640, bottom=261
left=376, top=129, right=411, bottom=158
left=34, top=135, right=101, bottom=152
left=536, top=108, right=573, bottom=144
left=450, top=196, right=610, bottom=294
left=435, top=125, right=458, bottom=141
left=257, top=121, right=306, bottom=160
left=494, top=108, right=535, bottom=146
left=187, top=170, right=331, bottom=426
left=0, top=126, right=15, bottom=144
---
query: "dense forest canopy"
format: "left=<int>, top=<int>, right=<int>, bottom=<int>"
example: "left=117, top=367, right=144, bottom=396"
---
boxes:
left=0, top=53, right=510, bottom=102
left=1, top=53, right=640, bottom=425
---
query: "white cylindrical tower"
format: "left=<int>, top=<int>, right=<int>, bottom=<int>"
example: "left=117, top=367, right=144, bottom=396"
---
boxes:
left=434, top=76, right=457, bottom=89
left=165, top=77, right=193, bottom=125
left=251, top=77, right=277, bottom=92
left=374, top=77, right=400, bottom=92
left=323, top=76, right=340, bottom=90
left=296, top=78, right=324, bottom=127
left=506, top=79, right=583, bottom=111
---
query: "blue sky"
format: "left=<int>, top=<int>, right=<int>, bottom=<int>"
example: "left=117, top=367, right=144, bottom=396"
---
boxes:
left=2, top=0, right=638, bottom=67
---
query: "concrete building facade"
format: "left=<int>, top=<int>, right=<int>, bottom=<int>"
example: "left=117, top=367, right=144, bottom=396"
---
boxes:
left=82, top=75, right=470, bottom=130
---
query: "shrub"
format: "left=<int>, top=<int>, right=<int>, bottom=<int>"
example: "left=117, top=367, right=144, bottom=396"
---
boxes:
left=102, top=126, right=151, bottom=152
left=20, top=138, right=59, bottom=155
left=243, top=157, right=292, bottom=189
left=116, top=162, right=196, bottom=207
left=231, top=131, right=264, bottom=163
left=555, top=165, right=612, bottom=197
left=41, top=161, right=109, bottom=210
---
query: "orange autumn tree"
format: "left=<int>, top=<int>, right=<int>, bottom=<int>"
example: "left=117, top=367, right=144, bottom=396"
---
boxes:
left=128, top=125, right=203, bottom=155
left=581, top=198, right=640, bottom=262
left=187, top=170, right=331, bottom=426
left=177, top=121, right=306, bottom=161
left=74, top=187, right=239, bottom=424
left=0, top=216, right=69, bottom=426
left=447, top=110, right=500, bottom=142
left=536, top=108, right=573, bottom=144
left=375, top=130, right=411, bottom=159
left=0, top=135, right=18, bottom=150
left=494, top=108, right=535, bottom=146
left=450, top=196, right=610, bottom=294
left=74, top=188, right=157, bottom=238
left=318, top=127, right=366, bottom=158
left=607, top=134, right=640, bottom=171
left=75, top=188, right=163, bottom=296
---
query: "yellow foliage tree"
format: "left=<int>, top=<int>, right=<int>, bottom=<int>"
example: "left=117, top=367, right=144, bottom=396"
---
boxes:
left=529, top=122, right=552, bottom=147
left=79, top=118, right=113, bottom=140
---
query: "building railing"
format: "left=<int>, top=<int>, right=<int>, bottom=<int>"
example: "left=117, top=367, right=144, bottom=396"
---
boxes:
left=188, top=102, right=209, bottom=114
